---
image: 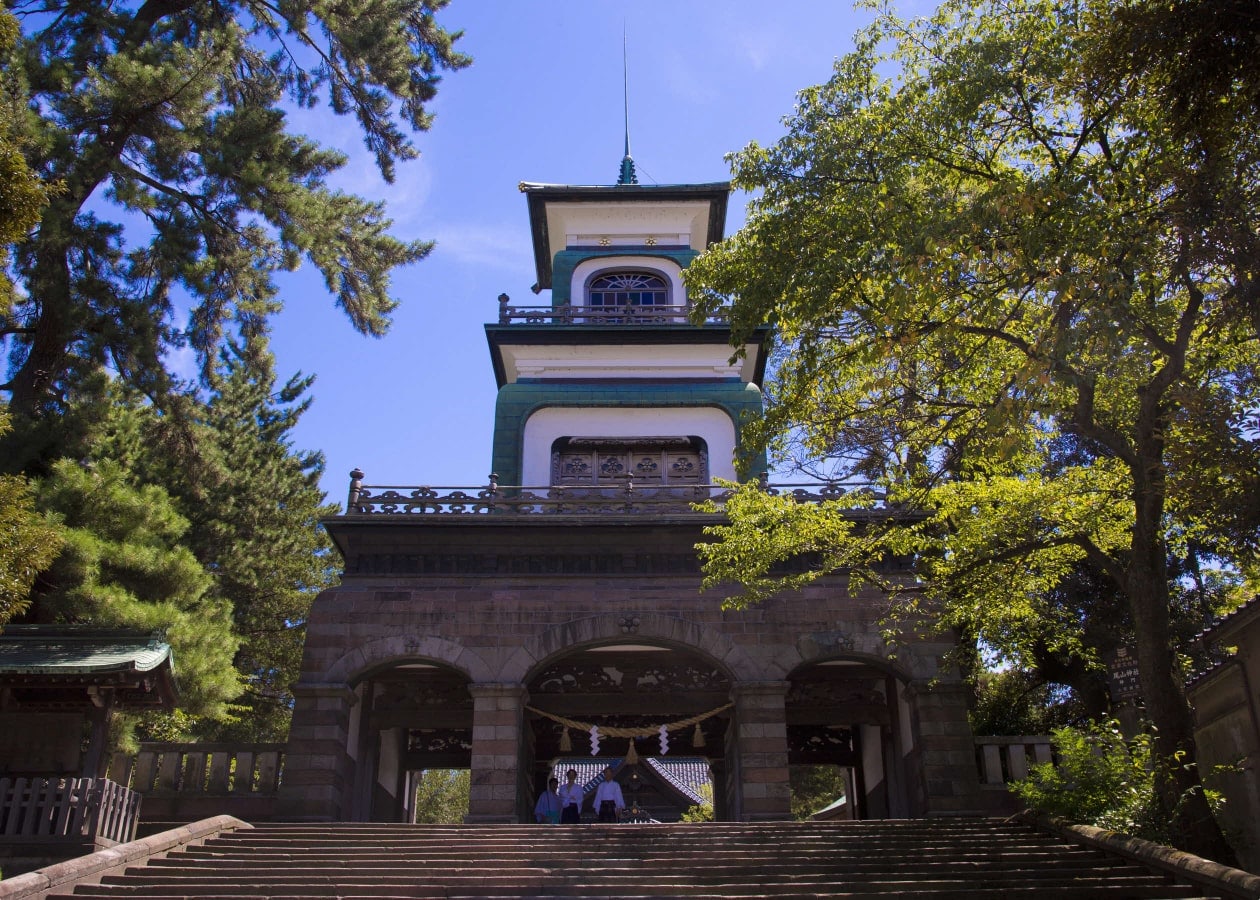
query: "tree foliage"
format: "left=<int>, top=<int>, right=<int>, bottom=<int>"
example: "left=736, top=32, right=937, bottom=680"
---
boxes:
left=0, top=10, right=54, bottom=314
left=0, top=411, right=61, bottom=622
left=1008, top=719, right=1219, bottom=845
left=412, top=769, right=469, bottom=824
left=687, top=0, right=1257, bottom=861
left=29, top=458, right=241, bottom=720
left=50, top=344, right=336, bottom=740
left=790, top=765, right=848, bottom=820
left=0, top=0, right=468, bottom=439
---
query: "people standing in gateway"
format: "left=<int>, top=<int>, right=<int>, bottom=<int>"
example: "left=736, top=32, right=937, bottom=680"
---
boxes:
left=558, top=768, right=583, bottom=824
left=593, top=766, right=625, bottom=823
left=534, top=777, right=562, bottom=824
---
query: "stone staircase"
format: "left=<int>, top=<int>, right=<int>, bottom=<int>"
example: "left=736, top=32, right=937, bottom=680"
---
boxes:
left=45, top=819, right=1230, bottom=899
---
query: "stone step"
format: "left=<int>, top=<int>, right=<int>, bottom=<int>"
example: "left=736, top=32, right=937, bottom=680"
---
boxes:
left=182, top=842, right=1098, bottom=857
left=113, top=852, right=1154, bottom=872
left=143, top=858, right=1130, bottom=875
left=49, top=888, right=1212, bottom=900
left=41, top=819, right=1223, bottom=900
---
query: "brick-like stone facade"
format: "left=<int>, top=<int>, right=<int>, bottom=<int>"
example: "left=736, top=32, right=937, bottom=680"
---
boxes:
left=279, top=515, right=982, bottom=822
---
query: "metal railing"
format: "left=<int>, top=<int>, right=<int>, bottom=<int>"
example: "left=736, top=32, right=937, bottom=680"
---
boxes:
left=343, top=472, right=890, bottom=517
left=497, top=294, right=726, bottom=326
left=0, top=777, right=140, bottom=845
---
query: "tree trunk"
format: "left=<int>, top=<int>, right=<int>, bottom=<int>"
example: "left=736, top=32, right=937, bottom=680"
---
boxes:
left=1128, top=417, right=1237, bottom=865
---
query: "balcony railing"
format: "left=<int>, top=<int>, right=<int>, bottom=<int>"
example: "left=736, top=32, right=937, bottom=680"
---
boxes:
left=497, top=294, right=726, bottom=326
left=343, top=471, right=891, bottom=517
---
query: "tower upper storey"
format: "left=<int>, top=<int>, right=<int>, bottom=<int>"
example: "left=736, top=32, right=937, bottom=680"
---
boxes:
left=484, top=178, right=768, bottom=487
left=488, top=182, right=767, bottom=388
left=520, top=181, right=730, bottom=306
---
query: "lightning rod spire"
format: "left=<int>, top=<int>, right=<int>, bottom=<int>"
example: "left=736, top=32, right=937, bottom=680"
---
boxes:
left=617, top=23, right=638, bottom=186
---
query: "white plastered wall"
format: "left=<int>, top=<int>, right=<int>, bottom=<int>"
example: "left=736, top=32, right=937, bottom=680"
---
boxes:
left=520, top=406, right=737, bottom=486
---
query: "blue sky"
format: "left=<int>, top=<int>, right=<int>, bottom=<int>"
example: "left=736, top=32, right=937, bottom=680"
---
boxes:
left=267, top=2, right=886, bottom=504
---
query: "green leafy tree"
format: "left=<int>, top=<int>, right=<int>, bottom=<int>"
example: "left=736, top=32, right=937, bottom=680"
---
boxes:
left=28, top=459, right=240, bottom=720
left=0, top=0, right=469, bottom=451
left=0, top=9, right=54, bottom=314
left=1010, top=720, right=1177, bottom=842
left=970, top=669, right=1090, bottom=738
left=687, top=0, right=1257, bottom=861
left=412, top=769, right=469, bottom=824
left=790, top=765, right=848, bottom=820
left=0, top=410, right=62, bottom=622
left=678, top=782, right=714, bottom=823
left=76, top=342, right=336, bottom=740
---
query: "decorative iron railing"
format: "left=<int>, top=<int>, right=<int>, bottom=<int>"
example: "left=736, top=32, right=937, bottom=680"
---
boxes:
left=0, top=776, right=140, bottom=846
left=109, top=742, right=285, bottom=796
left=974, top=735, right=1053, bottom=786
left=496, top=293, right=727, bottom=326
left=343, top=471, right=890, bottom=517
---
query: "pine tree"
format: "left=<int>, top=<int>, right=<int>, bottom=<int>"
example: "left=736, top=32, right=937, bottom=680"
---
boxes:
left=29, top=458, right=241, bottom=721
left=1, top=0, right=469, bottom=458
left=81, top=341, right=337, bottom=740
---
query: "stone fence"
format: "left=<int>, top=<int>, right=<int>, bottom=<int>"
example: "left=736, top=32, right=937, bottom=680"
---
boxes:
left=101, top=738, right=1047, bottom=824
left=107, top=743, right=284, bottom=827
left=975, top=735, right=1053, bottom=787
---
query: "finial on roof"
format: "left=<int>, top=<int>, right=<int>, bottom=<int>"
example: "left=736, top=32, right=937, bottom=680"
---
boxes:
left=617, top=24, right=638, bottom=186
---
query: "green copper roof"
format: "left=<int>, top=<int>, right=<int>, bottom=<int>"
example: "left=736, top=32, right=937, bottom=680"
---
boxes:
left=0, top=625, right=173, bottom=675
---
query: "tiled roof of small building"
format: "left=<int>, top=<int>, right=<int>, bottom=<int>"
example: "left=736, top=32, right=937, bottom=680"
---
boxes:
left=0, top=626, right=173, bottom=675
left=549, top=756, right=710, bottom=805
left=549, top=751, right=715, bottom=801
left=1196, top=595, right=1260, bottom=646
left=1187, top=596, right=1260, bottom=691
left=645, top=757, right=710, bottom=805
left=550, top=759, right=623, bottom=794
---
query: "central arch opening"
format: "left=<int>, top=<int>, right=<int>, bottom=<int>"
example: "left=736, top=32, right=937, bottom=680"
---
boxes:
left=525, top=642, right=732, bottom=821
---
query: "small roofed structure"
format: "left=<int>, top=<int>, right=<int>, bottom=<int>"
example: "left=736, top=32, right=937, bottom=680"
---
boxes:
left=0, top=626, right=178, bottom=779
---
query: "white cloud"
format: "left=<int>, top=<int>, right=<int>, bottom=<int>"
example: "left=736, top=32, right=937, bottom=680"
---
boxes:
left=431, top=222, right=533, bottom=274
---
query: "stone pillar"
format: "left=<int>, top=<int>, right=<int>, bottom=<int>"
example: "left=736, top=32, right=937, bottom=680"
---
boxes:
left=467, top=683, right=527, bottom=823
left=277, top=682, right=357, bottom=821
left=907, top=679, right=983, bottom=815
left=730, top=680, right=791, bottom=821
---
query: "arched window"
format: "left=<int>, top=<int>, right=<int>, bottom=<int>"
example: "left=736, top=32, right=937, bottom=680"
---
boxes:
left=587, top=271, right=670, bottom=309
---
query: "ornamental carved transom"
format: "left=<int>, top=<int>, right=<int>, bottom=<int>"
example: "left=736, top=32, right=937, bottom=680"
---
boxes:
left=787, top=678, right=886, bottom=708
left=531, top=658, right=728, bottom=696
left=406, top=728, right=473, bottom=754
left=374, top=676, right=472, bottom=712
left=552, top=437, right=707, bottom=488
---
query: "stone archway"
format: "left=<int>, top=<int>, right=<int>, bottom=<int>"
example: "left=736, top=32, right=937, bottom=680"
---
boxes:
left=523, top=640, right=734, bottom=821
left=786, top=656, right=916, bottom=819
left=346, top=661, right=474, bottom=822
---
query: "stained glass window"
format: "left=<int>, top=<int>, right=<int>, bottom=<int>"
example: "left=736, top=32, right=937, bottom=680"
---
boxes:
left=587, top=272, right=670, bottom=308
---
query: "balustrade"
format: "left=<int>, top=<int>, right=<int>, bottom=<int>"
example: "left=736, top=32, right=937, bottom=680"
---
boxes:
left=497, top=293, right=725, bottom=326
left=974, top=735, right=1054, bottom=787
left=109, top=743, right=285, bottom=796
left=0, top=776, right=140, bottom=846
left=344, top=472, right=890, bottom=517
